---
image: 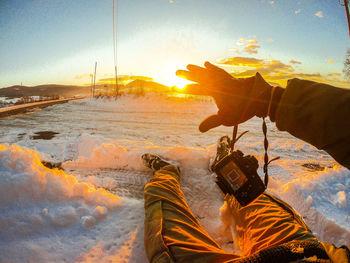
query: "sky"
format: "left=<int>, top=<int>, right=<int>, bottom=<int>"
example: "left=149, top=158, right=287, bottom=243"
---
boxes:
left=1, top=0, right=350, bottom=88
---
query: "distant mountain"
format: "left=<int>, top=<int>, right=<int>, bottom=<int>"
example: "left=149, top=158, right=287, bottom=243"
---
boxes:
left=0, top=80, right=172, bottom=99
left=0, top=84, right=91, bottom=98
left=124, top=80, right=171, bottom=93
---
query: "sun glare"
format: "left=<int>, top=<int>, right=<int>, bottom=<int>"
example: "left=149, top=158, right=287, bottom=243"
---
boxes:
left=164, top=74, right=191, bottom=90
left=154, top=62, right=192, bottom=90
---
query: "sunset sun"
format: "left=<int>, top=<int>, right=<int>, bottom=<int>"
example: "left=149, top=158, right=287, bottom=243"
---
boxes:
left=165, top=74, right=190, bottom=89
left=155, top=63, right=192, bottom=90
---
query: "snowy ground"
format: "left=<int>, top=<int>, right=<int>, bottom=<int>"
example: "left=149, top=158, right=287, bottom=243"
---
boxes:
left=0, top=94, right=349, bottom=262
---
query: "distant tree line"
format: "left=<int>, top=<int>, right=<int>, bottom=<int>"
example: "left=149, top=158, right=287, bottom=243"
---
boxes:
left=343, top=48, right=350, bottom=81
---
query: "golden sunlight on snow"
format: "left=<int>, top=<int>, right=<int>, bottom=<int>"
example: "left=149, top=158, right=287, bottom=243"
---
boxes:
left=75, top=229, right=139, bottom=262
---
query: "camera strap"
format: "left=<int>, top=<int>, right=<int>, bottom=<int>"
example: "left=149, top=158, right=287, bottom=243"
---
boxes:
left=262, top=117, right=280, bottom=187
left=231, top=119, right=279, bottom=188
left=231, top=125, right=249, bottom=152
left=231, top=125, right=238, bottom=151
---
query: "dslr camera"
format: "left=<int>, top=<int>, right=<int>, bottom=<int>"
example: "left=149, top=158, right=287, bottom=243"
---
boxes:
left=213, top=150, right=266, bottom=207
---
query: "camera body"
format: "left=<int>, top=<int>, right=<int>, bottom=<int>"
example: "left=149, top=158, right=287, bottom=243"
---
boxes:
left=213, top=150, right=266, bottom=206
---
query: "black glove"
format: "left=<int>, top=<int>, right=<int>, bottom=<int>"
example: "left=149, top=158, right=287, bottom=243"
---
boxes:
left=176, top=62, right=273, bottom=132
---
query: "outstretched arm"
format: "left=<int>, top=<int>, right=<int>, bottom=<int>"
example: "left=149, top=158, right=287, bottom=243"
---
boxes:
left=177, top=62, right=350, bottom=170
left=274, top=78, right=350, bottom=170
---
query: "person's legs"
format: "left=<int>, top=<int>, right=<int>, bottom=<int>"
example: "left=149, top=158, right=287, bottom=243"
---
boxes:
left=144, top=164, right=240, bottom=263
left=143, top=150, right=319, bottom=262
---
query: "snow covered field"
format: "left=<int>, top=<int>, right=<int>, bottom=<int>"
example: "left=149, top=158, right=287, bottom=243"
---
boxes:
left=0, top=94, right=349, bottom=262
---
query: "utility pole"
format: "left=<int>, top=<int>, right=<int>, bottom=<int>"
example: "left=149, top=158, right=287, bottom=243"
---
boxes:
left=115, top=66, right=119, bottom=97
left=342, top=0, right=350, bottom=41
left=93, top=62, right=97, bottom=98
left=113, top=0, right=119, bottom=98
left=90, top=74, right=94, bottom=98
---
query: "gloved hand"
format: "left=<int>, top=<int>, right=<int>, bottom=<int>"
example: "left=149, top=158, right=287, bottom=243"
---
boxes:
left=176, top=62, right=273, bottom=132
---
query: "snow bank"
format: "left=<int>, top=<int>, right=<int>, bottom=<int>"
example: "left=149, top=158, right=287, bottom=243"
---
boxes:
left=0, top=144, right=120, bottom=209
left=64, top=133, right=211, bottom=171
left=270, top=164, right=350, bottom=245
left=0, top=144, right=148, bottom=262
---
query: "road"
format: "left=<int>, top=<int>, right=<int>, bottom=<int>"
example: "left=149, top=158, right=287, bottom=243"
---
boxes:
left=0, top=97, right=85, bottom=118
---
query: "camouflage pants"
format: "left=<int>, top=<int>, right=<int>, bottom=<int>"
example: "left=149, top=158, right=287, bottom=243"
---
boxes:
left=143, top=165, right=317, bottom=263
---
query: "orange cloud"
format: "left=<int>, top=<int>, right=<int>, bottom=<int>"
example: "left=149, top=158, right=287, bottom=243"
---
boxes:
left=219, top=57, right=293, bottom=75
left=290, top=59, right=302, bottom=65
left=325, top=59, right=335, bottom=64
left=248, top=39, right=258, bottom=44
left=328, top=72, right=341, bottom=76
left=267, top=72, right=321, bottom=80
left=229, top=48, right=241, bottom=54
left=219, top=57, right=265, bottom=67
left=236, top=38, right=247, bottom=46
left=244, top=44, right=261, bottom=54
left=75, top=73, right=92, bottom=80
left=216, top=55, right=349, bottom=88
left=295, top=9, right=301, bottom=14
left=98, top=75, right=153, bottom=84
left=235, top=38, right=260, bottom=54
left=315, top=11, right=323, bottom=18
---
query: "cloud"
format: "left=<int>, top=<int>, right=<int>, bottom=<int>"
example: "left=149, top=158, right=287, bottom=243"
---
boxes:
left=235, top=38, right=261, bottom=54
left=219, top=57, right=294, bottom=78
left=268, top=72, right=321, bottom=80
left=75, top=74, right=93, bottom=80
left=219, top=57, right=265, bottom=67
left=243, top=44, right=261, bottom=54
left=266, top=38, right=273, bottom=42
left=230, top=48, right=241, bottom=54
left=236, top=38, right=247, bottom=46
left=248, top=39, right=258, bottom=44
left=325, top=59, right=335, bottom=64
left=269, top=1, right=274, bottom=4
left=217, top=55, right=349, bottom=88
left=169, top=0, right=174, bottom=3
left=236, top=38, right=258, bottom=46
left=238, top=60, right=293, bottom=76
left=295, top=9, right=301, bottom=14
left=328, top=72, right=341, bottom=76
left=315, top=11, right=323, bottom=18
left=216, top=56, right=333, bottom=86
left=290, top=59, right=302, bottom=65
left=97, top=75, right=153, bottom=84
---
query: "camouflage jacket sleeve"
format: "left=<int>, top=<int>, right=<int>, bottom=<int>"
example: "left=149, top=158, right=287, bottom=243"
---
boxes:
left=275, top=79, right=350, bottom=170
